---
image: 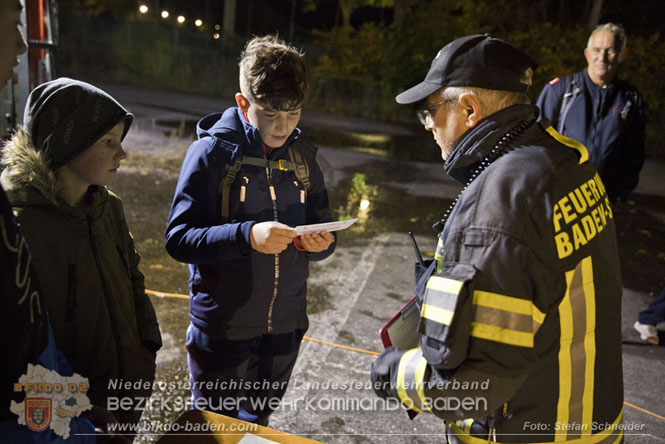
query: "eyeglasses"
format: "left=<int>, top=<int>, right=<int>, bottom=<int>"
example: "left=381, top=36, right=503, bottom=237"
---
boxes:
left=416, top=97, right=458, bottom=127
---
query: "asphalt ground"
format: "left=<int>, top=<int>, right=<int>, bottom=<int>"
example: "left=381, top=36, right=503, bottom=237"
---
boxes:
left=101, top=83, right=665, bottom=443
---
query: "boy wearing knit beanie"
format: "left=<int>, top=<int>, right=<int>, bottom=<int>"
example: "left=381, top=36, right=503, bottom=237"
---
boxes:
left=1, top=77, right=162, bottom=441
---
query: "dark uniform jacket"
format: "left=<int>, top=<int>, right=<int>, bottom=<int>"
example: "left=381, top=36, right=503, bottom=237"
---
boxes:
left=165, top=107, right=335, bottom=340
left=536, top=70, right=645, bottom=201
left=1, top=129, right=162, bottom=425
left=395, top=105, right=625, bottom=443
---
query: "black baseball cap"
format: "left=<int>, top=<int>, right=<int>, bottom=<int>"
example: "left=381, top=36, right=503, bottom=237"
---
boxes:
left=395, top=34, right=536, bottom=104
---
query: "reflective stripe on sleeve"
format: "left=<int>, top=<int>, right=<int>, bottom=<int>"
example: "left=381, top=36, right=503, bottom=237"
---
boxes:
left=455, top=418, right=474, bottom=434
left=396, top=348, right=431, bottom=413
left=470, top=291, right=546, bottom=348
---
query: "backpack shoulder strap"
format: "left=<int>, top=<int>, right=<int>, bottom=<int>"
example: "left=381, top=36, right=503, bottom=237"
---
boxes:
left=217, top=146, right=312, bottom=220
left=218, top=159, right=243, bottom=220
left=557, top=73, right=582, bottom=132
left=287, top=145, right=310, bottom=190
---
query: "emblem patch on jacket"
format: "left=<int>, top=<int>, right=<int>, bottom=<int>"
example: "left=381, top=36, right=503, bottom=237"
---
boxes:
left=25, top=398, right=52, bottom=432
left=11, top=365, right=91, bottom=439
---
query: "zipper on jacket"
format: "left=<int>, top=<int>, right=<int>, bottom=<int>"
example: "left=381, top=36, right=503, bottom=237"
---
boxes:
left=87, top=215, right=125, bottom=378
left=266, top=167, right=279, bottom=333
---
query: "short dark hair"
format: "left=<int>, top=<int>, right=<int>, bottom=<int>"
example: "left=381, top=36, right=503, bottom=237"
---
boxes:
left=238, top=35, right=307, bottom=111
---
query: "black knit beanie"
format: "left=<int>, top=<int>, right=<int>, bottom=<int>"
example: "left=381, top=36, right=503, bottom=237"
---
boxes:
left=23, top=78, right=134, bottom=169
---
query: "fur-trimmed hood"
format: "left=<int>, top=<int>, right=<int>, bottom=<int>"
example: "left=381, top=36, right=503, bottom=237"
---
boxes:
left=1, top=126, right=61, bottom=205
left=1, top=126, right=109, bottom=213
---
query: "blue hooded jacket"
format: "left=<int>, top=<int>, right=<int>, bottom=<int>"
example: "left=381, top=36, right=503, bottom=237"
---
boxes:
left=165, top=107, right=335, bottom=339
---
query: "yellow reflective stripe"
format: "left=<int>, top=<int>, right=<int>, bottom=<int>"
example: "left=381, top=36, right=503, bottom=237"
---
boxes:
left=427, top=275, right=464, bottom=294
left=557, top=256, right=597, bottom=440
left=448, top=407, right=623, bottom=444
left=533, top=305, right=546, bottom=333
left=458, top=418, right=474, bottom=433
left=396, top=348, right=424, bottom=413
left=471, top=291, right=546, bottom=347
left=421, top=304, right=454, bottom=325
left=474, top=290, right=532, bottom=315
left=396, top=349, right=415, bottom=412
left=474, top=290, right=545, bottom=330
left=556, top=265, right=575, bottom=441
left=582, top=257, right=596, bottom=431
left=415, top=356, right=431, bottom=412
left=545, top=126, right=589, bottom=164
left=471, top=323, right=534, bottom=347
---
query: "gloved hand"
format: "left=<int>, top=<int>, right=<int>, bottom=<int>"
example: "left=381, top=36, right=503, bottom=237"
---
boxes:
left=370, top=346, right=404, bottom=399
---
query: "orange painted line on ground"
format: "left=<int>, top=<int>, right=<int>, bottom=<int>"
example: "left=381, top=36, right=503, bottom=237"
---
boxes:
left=145, top=289, right=190, bottom=300
left=302, top=336, right=380, bottom=356
left=623, top=401, right=665, bottom=421
left=145, top=288, right=381, bottom=355
left=145, top=289, right=664, bottom=421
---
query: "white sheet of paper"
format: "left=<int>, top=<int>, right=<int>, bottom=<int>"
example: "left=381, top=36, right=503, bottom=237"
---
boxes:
left=237, top=434, right=280, bottom=444
left=294, top=218, right=358, bottom=236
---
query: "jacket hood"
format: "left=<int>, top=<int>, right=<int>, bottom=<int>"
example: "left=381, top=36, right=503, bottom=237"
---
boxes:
left=1, top=126, right=61, bottom=204
left=1, top=126, right=108, bottom=213
left=195, top=107, right=301, bottom=158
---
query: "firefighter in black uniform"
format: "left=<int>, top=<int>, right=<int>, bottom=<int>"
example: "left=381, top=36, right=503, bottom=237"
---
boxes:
left=371, top=35, right=625, bottom=444
left=537, top=23, right=645, bottom=203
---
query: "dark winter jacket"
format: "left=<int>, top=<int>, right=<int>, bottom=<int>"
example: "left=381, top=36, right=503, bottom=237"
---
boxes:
left=165, top=107, right=335, bottom=340
left=0, top=183, right=48, bottom=421
left=536, top=70, right=645, bottom=201
left=0, top=129, right=162, bottom=421
left=395, top=105, right=624, bottom=443
left=1, top=182, right=96, bottom=441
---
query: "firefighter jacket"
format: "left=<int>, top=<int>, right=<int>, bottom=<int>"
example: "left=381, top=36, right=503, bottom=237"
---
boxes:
left=395, top=105, right=625, bottom=443
left=536, top=70, right=645, bottom=202
left=0, top=129, right=162, bottom=424
left=165, top=107, right=335, bottom=340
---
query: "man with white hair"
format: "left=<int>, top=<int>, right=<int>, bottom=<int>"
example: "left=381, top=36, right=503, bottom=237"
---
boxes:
left=537, top=23, right=645, bottom=203
left=370, top=34, right=625, bottom=443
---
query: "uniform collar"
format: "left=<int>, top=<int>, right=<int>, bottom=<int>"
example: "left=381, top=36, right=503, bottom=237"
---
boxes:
left=444, top=104, right=539, bottom=184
